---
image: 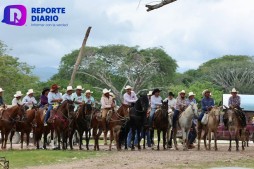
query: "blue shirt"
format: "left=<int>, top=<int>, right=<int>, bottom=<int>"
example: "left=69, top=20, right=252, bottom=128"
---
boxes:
left=84, top=96, right=95, bottom=104
left=201, top=97, right=215, bottom=111
left=186, top=98, right=196, bottom=106
left=48, top=92, right=62, bottom=105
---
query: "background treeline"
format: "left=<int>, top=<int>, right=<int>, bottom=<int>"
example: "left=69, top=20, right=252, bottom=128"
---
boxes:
left=1, top=40, right=253, bottom=105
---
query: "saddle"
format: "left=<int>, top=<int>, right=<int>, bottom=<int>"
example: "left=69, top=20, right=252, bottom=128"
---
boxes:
left=47, top=109, right=57, bottom=123
left=96, top=110, right=113, bottom=123
left=0, top=106, right=7, bottom=119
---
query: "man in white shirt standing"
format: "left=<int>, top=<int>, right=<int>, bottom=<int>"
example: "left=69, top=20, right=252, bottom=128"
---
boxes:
left=123, top=85, right=138, bottom=107
left=22, top=89, right=37, bottom=109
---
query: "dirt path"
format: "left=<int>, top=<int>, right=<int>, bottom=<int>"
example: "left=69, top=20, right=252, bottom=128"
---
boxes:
left=26, top=143, right=254, bottom=169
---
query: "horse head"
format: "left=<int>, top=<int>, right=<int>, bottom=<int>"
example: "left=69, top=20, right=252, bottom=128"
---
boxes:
left=161, top=100, right=169, bottom=119
left=226, top=108, right=236, bottom=126
left=189, top=102, right=199, bottom=118
left=17, top=103, right=26, bottom=119
left=137, top=94, right=149, bottom=113
left=118, top=104, right=129, bottom=120
left=61, top=100, right=75, bottom=118
left=210, top=106, right=223, bottom=122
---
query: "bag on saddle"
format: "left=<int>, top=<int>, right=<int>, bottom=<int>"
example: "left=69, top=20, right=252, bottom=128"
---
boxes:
left=201, top=113, right=208, bottom=125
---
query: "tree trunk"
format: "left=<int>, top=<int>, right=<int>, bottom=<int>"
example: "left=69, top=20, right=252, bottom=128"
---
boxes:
left=146, top=0, right=177, bottom=12
left=69, top=26, right=92, bottom=86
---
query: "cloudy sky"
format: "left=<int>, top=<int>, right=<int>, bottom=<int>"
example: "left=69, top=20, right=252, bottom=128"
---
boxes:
left=0, top=0, right=254, bottom=73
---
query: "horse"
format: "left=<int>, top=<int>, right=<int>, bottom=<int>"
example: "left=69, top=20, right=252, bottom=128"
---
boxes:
left=173, top=103, right=198, bottom=151
left=52, top=100, right=75, bottom=150
left=153, top=100, right=169, bottom=150
left=224, top=106, right=246, bottom=151
left=166, top=110, right=173, bottom=148
left=197, top=106, right=223, bottom=151
left=128, top=94, right=149, bottom=150
left=10, top=105, right=38, bottom=149
left=0, top=104, right=25, bottom=149
left=108, top=104, right=129, bottom=151
left=69, top=103, right=93, bottom=150
left=90, top=108, right=103, bottom=151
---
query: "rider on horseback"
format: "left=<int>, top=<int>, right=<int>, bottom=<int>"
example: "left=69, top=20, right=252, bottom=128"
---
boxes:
left=44, top=84, right=62, bottom=126
left=172, top=90, right=187, bottom=129
left=72, top=85, right=84, bottom=112
left=12, top=91, right=24, bottom=106
left=198, top=89, right=214, bottom=125
left=84, top=90, right=95, bottom=107
left=22, top=89, right=37, bottom=109
left=0, top=88, right=5, bottom=106
left=149, top=88, right=162, bottom=129
left=62, top=86, right=74, bottom=102
left=123, top=85, right=137, bottom=107
left=39, top=87, right=50, bottom=108
left=163, top=92, right=176, bottom=113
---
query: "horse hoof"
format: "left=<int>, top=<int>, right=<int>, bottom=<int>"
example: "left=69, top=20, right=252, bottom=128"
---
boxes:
left=228, top=149, right=231, bottom=152
left=215, top=148, right=218, bottom=151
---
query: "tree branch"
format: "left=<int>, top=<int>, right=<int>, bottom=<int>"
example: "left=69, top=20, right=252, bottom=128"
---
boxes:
left=146, top=0, right=177, bottom=12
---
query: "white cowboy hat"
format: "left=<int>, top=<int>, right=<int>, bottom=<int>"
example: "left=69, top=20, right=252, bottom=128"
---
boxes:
left=0, top=88, right=4, bottom=92
left=147, top=91, right=153, bottom=96
left=26, top=89, right=34, bottom=95
left=124, top=85, right=132, bottom=90
left=202, top=89, right=210, bottom=96
left=66, top=86, right=74, bottom=91
left=75, top=85, right=84, bottom=90
left=85, top=90, right=93, bottom=94
left=188, top=92, right=195, bottom=97
left=109, top=92, right=115, bottom=98
left=103, top=88, right=111, bottom=94
left=14, top=91, right=23, bottom=97
left=179, top=90, right=186, bottom=94
left=231, top=88, right=238, bottom=93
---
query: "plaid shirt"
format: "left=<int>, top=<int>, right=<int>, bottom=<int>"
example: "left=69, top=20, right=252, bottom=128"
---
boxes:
left=228, top=95, right=241, bottom=107
left=175, top=97, right=187, bottom=110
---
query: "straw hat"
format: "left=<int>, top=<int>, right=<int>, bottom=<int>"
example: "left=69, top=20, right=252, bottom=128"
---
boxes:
left=26, top=89, right=34, bottom=95
left=179, top=90, right=186, bottom=94
left=66, top=86, right=74, bottom=91
left=147, top=91, right=153, bottom=96
left=85, top=90, right=93, bottom=94
left=231, top=88, right=238, bottom=93
left=202, top=89, right=210, bottom=96
left=51, top=84, right=60, bottom=91
left=188, top=92, right=195, bottom=97
left=103, top=88, right=111, bottom=94
left=109, top=92, right=115, bottom=98
left=0, top=88, right=4, bottom=92
left=124, top=85, right=132, bottom=90
left=14, top=91, right=23, bottom=97
left=75, top=85, right=84, bottom=90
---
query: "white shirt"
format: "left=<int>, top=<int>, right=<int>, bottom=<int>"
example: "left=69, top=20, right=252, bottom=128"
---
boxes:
left=163, top=97, right=177, bottom=108
left=151, top=95, right=162, bottom=109
left=123, top=91, right=138, bottom=105
left=12, top=98, right=23, bottom=106
left=101, top=95, right=113, bottom=109
left=48, top=92, right=62, bottom=105
left=62, top=93, right=72, bottom=102
left=22, top=95, right=37, bottom=107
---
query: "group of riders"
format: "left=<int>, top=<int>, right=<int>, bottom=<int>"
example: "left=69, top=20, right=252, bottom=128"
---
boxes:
left=0, top=84, right=245, bottom=149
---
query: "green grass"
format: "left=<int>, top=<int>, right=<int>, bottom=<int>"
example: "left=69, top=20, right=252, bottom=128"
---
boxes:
left=1, top=150, right=104, bottom=169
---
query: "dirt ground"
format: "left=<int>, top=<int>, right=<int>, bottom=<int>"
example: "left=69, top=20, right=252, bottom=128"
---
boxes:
left=25, top=142, right=254, bottom=169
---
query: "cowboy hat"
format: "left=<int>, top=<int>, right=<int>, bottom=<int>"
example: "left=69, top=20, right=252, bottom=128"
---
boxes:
left=66, top=86, right=74, bottom=91
left=109, top=92, right=115, bottom=98
left=152, top=88, right=161, bottom=95
left=0, top=88, right=4, bottom=92
left=85, top=90, right=93, bottom=94
left=179, top=90, right=186, bottom=94
left=202, top=89, right=210, bottom=96
left=231, top=88, right=238, bottom=93
left=51, top=84, right=60, bottom=91
left=14, top=91, right=23, bottom=97
left=188, top=92, right=195, bottom=97
left=103, top=88, right=111, bottom=94
left=147, top=91, right=153, bottom=96
left=124, top=85, right=132, bottom=90
left=26, top=89, right=35, bottom=95
left=75, top=85, right=84, bottom=90
left=168, top=92, right=174, bottom=97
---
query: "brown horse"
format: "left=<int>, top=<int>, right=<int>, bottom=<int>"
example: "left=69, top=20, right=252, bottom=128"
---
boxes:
left=52, top=100, right=75, bottom=150
left=69, top=103, right=93, bottom=150
left=224, top=107, right=246, bottom=151
left=0, top=104, right=25, bottom=149
left=90, top=108, right=103, bottom=151
left=108, top=104, right=129, bottom=151
left=10, top=106, right=37, bottom=149
left=154, top=101, right=169, bottom=150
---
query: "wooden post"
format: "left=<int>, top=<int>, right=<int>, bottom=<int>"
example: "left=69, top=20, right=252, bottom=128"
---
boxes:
left=69, top=26, right=92, bottom=86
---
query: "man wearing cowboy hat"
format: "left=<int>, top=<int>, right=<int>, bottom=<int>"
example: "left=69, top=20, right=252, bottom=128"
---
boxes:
left=62, top=86, right=74, bottom=102
left=100, top=88, right=114, bottom=134
left=0, top=88, right=5, bottom=106
left=172, top=90, right=187, bottom=129
left=44, top=84, right=62, bottom=126
left=186, top=92, right=196, bottom=106
left=12, top=91, right=24, bottom=106
left=123, top=85, right=137, bottom=106
left=39, top=87, right=50, bottom=108
left=198, top=89, right=215, bottom=123
left=149, top=88, right=162, bottom=128
left=84, top=90, right=95, bottom=106
left=72, top=85, right=85, bottom=112
left=164, top=92, right=176, bottom=113
left=22, top=89, right=37, bottom=108
left=228, top=88, right=241, bottom=109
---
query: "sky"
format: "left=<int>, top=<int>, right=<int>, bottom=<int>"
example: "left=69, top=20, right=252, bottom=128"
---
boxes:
left=0, top=0, right=254, bottom=73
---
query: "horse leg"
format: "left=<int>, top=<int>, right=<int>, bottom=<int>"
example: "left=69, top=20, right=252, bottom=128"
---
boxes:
left=235, top=130, right=239, bottom=151
left=143, top=128, right=146, bottom=149
left=197, top=127, right=201, bottom=151
left=208, top=130, right=211, bottom=151
left=185, top=130, right=190, bottom=151
left=9, top=131, right=14, bottom=150
left=214, top=131, right=218, bottom=151
left=109, top=129, right=113, bottom=151
left=163, top=130, right=166, bottom=150
left=69, top=129, right=74, bottom=150
left=182, top=129, right=187, bottom=151
left=203, top=129, right=208, bottom=150
left=228, top=132, right=232, bottom=151
left=20, top=132, right=24, bottom=149
left=104, top=130, right=108, bottom=145
left=85, top=130, right=90, bottom=150
left=26, top=131, right=30, bottom=149
left=173, top=128, right=178, bottom=150
left=137, top=128, right=141, bottom=150
left=131, top=128, right=135, bottom=150
left=1, top=130, right=4, bottom=149
left=157, top=129, right=160, bottom=150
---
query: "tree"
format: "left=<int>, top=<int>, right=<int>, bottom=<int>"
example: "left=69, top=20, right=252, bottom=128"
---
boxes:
left=145, top=0, right=177, bottom=12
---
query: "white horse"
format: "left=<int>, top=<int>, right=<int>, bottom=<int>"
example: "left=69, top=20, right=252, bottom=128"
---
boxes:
left=173, top=103, right=199, bottom=151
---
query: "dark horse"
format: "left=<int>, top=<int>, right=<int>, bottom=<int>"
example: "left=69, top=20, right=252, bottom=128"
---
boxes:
left=90, top=108, right=103, bottom=151
left=153, top=100, right=169, bottom=150
left=0, top=104, right=25, bottom=149
left=128, top=94, right=149, bottom=150
left=51, top=100, right=75, bottom=150
left=69, top=103, right=93, bottom=150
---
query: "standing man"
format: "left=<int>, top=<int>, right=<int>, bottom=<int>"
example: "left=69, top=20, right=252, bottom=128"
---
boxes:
left=62, top=86, right=74, bottom=102
left=72, top=85, right=84, bottom=112
left=0, top=88, right=4, bottom=106
left=198, top=89, right=215, bottom=123
left=44, top=84, right=62, bottom=126
left=12, top=91, right=24, bottom=106
left=172, top=90, right=187, bottom=129
left=84, top=90, right=95, bottom=106
left=22, top=89, right=37, bottom=109
left=123, top=85, right=137, bottom=106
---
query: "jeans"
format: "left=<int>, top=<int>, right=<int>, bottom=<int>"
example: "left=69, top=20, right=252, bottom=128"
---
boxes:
left=198, top=111, right=205, bottom=121
left=173, top=109, right=180, bottom=129
left=127, top=129, right=138, bottom=147
left=44, top=104, right=53, bottom=123
left=149, top=108, right=156, bottom=127
left=188, top=123, right=197, bottom=144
